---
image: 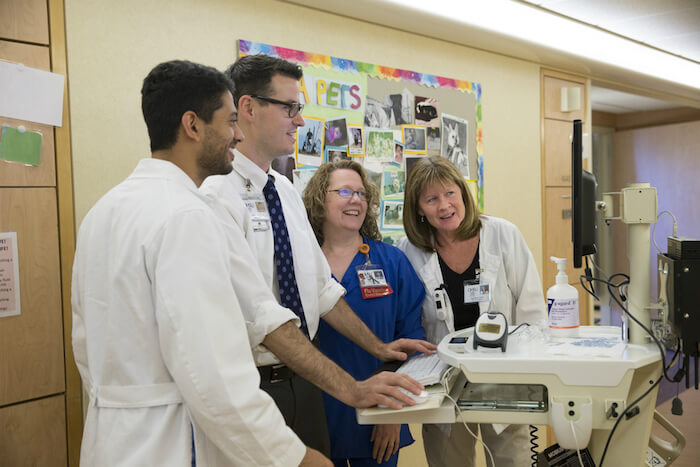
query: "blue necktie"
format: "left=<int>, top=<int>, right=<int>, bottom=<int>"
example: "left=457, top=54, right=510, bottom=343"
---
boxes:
left=263, top=175, right=309, bottom=337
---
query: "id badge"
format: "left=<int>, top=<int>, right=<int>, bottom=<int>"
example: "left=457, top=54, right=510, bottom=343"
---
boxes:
left=241, top=192, right=270, bottom=232
left=464, top=279, right=490, bottom=304
left=356, top=264, right=394, bottom=299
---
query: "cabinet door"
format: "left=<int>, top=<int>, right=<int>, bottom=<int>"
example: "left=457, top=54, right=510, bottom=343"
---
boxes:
left=543, top=76, right=585, bottom=121
left=0, top=188, right=64, bottom=405
left=0, top=0, right=49, bottom=44
left=543, top=187, right=585, bottom=286
left=544, top=119, right=574, bottom=187
left=0, top=395, right=67, bottom=465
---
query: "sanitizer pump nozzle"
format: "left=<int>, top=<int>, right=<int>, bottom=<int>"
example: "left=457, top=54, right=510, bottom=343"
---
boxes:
left=551, top=256, right=569, bottom=285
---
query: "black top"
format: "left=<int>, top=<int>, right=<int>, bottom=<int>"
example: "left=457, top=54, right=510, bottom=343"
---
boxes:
left=438, top=246, right=480, bottom=331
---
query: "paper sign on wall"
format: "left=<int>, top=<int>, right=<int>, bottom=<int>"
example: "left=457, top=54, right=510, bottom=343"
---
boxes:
left=0, top=61, right=65, bottom=127
left=0, top=232, right=21, bottom=318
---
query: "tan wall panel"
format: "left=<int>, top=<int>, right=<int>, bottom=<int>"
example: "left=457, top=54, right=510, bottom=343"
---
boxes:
left=0, top=0, right=49, bottom=44
left=0, top=41, right=56, bottom=187
left=0, top=395, right=67, bottom=466
left=0, top=188, right=64, bottom=405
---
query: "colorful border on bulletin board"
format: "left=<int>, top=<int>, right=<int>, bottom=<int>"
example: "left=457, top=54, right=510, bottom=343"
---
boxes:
left=238, top=39, right=484, bottom=212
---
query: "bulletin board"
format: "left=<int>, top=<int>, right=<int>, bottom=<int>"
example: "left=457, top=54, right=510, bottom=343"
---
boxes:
left=238, top=40, right=483, bottom=242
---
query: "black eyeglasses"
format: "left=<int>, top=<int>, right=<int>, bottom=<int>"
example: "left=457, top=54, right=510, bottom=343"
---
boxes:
left=327, top=189, right=366, bottom=200
left=249, top=94, right=304, bottom=118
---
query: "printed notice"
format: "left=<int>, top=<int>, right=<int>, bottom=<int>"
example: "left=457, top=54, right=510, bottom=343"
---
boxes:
left=0, top=232, right=21, bottom=318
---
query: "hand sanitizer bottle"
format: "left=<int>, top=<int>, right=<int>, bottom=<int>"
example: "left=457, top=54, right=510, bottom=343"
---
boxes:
left=547, top=256, right=579, bottom=337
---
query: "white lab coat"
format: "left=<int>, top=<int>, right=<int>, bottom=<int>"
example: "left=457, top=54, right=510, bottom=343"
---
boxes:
left=397, top=216, right=547, bottom=347
left=72, top=159, right=305, bottom=466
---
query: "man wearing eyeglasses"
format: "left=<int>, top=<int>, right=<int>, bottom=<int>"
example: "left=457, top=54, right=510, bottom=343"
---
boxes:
left=200, top=54, right=435, bottom=456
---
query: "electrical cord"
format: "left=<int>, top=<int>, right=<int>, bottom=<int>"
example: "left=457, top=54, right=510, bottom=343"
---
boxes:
left=598, top=344, right=680, bottom=467
left=579, top=261, right=680, bottom=385
left=508, top=322, right=530, bottom=335
left=605, top=279, right=681, bottom=384
left=651, top=210, right=678, bottom=254
left=528, top=425, right=538, bottom=467
left=443, top=391, right=496, bottom=467
left=569, top=419, right=585, bottom=467
left=439, top=367, right=496, bottom=467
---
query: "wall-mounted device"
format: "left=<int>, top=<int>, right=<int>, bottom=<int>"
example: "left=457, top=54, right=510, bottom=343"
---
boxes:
left=657, top=236, right=700, bottom=389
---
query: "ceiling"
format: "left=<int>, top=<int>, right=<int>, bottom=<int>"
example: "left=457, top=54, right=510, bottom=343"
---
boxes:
left=286, top=0, right=700, bottom=114
left=522, top=0, right=700, bottom=112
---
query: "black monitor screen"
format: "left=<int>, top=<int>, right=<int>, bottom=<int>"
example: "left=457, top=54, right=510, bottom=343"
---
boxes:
left=572, top=119, right=597, bottom=268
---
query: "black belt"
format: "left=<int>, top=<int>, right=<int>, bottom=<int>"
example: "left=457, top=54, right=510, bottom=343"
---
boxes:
left=258, top=363, right=295, bottom=384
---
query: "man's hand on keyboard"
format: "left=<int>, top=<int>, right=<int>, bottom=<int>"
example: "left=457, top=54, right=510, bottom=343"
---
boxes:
left=377, top=338, right=437, bottom=362
left=351, top=372, right=424, bottom=410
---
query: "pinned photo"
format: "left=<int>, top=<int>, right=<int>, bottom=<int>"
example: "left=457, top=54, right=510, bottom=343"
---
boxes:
left=364, top=164, right=383, bottom=194
left=364, top=97, right=392, bottom=128
left=385, top=88, right=414, bottom=126
left=394, top=141, right=404, bottom=166
left=381, top=200, right=404, bottom=230
left=272, top=154, right=296, bottom=182
left=348, top=124, right=364, bottom=156
left=405, top=155, right=423, bottom=177
left=324, top=117, right=349, bottom=149
left=365, top=129, right=394, bottom=162
left=325, top=146, right=350, bottom=163
left=382, top=170, right=405, bottom=200
left=426, top=127, right=441, bottom=151
left=415, top=97, right=439, bottom=126
left=441, top=113, right=469, bottom=178
left=293, top=167, right=317, bottom=196
left=402, top=124, right=427, bottom=154
left=296, top=116, right=324, bottom=167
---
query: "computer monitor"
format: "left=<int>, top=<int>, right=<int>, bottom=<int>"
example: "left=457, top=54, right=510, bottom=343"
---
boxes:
left=571, top=119, right=597, bottom=268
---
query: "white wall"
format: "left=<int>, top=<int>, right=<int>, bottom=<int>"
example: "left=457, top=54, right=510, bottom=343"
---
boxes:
left=65, top=0, right=543, bottom=268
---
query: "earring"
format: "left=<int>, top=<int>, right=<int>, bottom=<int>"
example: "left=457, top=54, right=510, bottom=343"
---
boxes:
left=420, top=216, right=425, bottom=223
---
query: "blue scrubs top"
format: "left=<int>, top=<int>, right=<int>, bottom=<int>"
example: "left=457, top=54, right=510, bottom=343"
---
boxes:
left=319, top=237, right=426, bottom=459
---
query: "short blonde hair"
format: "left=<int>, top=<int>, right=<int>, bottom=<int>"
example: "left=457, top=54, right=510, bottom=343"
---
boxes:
left=303, top=160, right=381, bottom=246
left=403, top=156, right=480, bottom=252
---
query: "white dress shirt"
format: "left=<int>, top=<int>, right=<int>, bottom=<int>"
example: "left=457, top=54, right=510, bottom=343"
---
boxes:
left=72, top=158, right=304, bottom=466
left=201, top=150, right=345, bottom=366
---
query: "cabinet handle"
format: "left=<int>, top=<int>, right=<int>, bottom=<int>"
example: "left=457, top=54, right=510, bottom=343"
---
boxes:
left=561, top=195, right=571, bottom=199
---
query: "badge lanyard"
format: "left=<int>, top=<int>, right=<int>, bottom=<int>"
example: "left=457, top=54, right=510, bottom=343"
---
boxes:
left=355, top=243, right=394, bottom=299
left=240, top=178, right=270, bottom=232
left=463, top=268, right=490, bottom=304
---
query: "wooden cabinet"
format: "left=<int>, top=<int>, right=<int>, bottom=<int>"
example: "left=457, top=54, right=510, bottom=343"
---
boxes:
left=1, top=0, right=80, bottom=465
left=541, top=70, right=591, bottom=327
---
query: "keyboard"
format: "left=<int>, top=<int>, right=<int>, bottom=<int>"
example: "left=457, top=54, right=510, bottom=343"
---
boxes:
left=396, top=353, right=450, bottom=386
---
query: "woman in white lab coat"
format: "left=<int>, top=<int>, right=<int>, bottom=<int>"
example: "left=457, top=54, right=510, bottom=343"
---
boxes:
left=397, top=156, right=547, bottom=467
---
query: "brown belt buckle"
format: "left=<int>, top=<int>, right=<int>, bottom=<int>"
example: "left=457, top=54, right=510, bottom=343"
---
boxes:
left=269, top=363, right=288, bottom=384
